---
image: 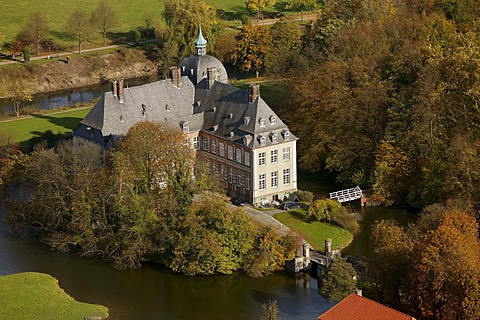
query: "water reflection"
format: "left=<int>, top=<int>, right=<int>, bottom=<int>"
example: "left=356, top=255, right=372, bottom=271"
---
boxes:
left=0, top=189, right=332, bottom=320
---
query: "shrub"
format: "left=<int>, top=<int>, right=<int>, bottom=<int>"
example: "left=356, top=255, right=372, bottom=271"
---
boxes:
left=332, top=209, right=360, bottom=235
left=295, top=189, right=314, bottom=203
left=308, top=199, right=342, bottom=221
left=23, top=47, right=30, bottom=62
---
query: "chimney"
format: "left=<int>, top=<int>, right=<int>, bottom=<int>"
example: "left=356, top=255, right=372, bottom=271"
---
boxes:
left=118, top=79, right=124, bottom=103
left=170, top=67, right=181, bottom=88
left=207, top=67, right=216, bottom=89
left=112, top=80, right=118, bottom=98
left=248, top=84, right=260, bottom=103
left=325, top=238, right=332, bottom=257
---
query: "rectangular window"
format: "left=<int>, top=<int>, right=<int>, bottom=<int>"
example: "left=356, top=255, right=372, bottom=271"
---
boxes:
left=283, top=147, right=290, bottom=161
left=259, top=152, right=265, bottom=166
left=271, top=171, right=278, bottom=188
left=220, top=164, right=225, bottom=180
left=193, top=136, right=199, bottom=150
left=237, top=171, right=241, bottom=186
left=202, top=136, right=208, bottom=150
left=227, top=145, right=234, bottom=160
left=182, top=122, right=189, bottom=133
left=245, top=152, right=250, bottom=167
left=228, top=168, right=233, bottom=183
left=232, top=169, right=237, bottom=185
left=184, top=138, right=189, bottom=147
left=211, top=161, right=216, bottom=176
left=246, top=174, right=250, bottom=190
left=259, top=174, right=266, bottom=190
left=211, top=139, right=217, bottom=154
left=271, top=149, right=278, bottom=164
left=283, top=169, right=290, bottom=185
left=236, top=148, right=242, bottom=163
left=219, top=142, right=225, bottom=157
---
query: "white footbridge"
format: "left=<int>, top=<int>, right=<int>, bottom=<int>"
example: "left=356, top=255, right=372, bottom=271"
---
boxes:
left=329, top=186, right=363, bottom=203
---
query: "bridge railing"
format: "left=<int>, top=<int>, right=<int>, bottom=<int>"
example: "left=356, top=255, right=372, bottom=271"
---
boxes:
left=329, top=186, right=363, bottom=203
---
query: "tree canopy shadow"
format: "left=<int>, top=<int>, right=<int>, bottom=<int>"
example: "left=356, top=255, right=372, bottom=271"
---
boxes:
left=287, top=209, right=317, bottom=223
left=31, top=114, right=83, bottom=131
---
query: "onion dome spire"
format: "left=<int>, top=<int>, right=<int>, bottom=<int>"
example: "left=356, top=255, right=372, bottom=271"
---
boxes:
left=194, top=24, right=207, bottom=55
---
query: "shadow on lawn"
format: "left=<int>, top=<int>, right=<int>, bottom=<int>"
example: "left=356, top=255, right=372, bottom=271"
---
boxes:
left=287, top=209, right=317, bottom=224
left=31, top=114, right=83, bottom=131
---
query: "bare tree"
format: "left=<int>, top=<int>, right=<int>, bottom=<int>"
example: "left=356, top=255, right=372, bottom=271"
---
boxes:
left=67, top=10, right=92, bottom=54
left=90, top=0, right=118, bottom=46
left=22, top=12, right=50, bottom=55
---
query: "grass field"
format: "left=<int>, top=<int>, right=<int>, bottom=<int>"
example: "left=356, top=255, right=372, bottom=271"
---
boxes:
left=0, top=0, right=289, bottom=45
left=0, top=272, right=108, bottom=320
left=274, top=210, right=353, bottom=251
left=0, top=107, right=91, bottom=148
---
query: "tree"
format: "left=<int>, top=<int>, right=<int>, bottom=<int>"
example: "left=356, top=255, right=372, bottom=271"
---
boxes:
left=66, top=10, right=92, bottom=54
left=143, top=10, right=156, bottom=37
left=231, top=24, right=272, bottom=78
left=260, top=300, right=278, bottom=320
left=318, top=259, right=357, bottom=302
left=246, top=0, right=276, bottom=22
left=308, top=199, right=342, bottom=221
left=21, top=12, right=50, bottom=55
left=7, top=78, right=33, bottom=117
left=90, top=0, right=118, bottom=46
left=0, top=33, right=4, bottom=52
left=162, top=0, right=219, bottom=57
left=413, top=210, right=480, bottom=319
left=267, top=19, right=303, bottom=76
left=286, top=0, right=316, bottom=21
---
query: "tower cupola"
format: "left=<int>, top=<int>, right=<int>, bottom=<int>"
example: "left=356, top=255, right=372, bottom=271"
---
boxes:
left=194, top=25, right=207, bottom=56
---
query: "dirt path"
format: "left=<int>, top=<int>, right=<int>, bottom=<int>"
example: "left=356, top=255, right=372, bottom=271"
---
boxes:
left=250, top=12, right=319, bottom=26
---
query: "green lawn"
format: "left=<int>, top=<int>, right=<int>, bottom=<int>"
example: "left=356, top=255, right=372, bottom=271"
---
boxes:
left=0, top=272, right=108, bottom=320
left=0, top=0, right=289, bottom=45
left=0, top=107, right=91, bottom=148
left=274, top=210, right=353, bottom=252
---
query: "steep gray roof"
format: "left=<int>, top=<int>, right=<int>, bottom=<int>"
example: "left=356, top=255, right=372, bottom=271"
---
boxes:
left=79, top=76, right=201, bottom=139
left=179, top=55, right=228, bottom=85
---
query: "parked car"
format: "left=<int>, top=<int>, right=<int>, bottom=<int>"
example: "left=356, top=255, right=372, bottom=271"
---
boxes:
left=281, top=201, right=300, bottom=210
left=231, top=197, right=246, bottom=206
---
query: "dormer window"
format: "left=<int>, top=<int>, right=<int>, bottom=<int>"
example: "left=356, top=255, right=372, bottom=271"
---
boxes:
left=270, top=116, right=277, bottom=125
left=259, top=136, right=266, bottom=146
left=142, top=104, right=147, bottom=117
left=259, top=118, right=265, bottom=127
left=182, top=122, right=189, bottom=133
left=284, top=131, right=291, bottom=141
left=271, top=133, right=278, bottom=144
left=244, top=116, right=250, bottom=125
left=166, top=104, right=170, bottom=111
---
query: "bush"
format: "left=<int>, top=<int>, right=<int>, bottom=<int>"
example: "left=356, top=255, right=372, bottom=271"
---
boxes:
left=332, top=209, right=360, bottom=235
left=23, top=47, right=30, bottom=62
left=295, top=190, right=314, bottom=203
left=308, top=199, right=342, bottom=221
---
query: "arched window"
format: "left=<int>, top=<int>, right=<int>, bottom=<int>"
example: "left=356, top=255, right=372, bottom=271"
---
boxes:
left=284, top=131, right=290, bottom=141
left=272, top=133, right=278, bottom=144
left=270, top=116, right=277, bottom=125
left=259, top=118, right=265, bottom=127
left=260, top=136, right=266, bottom=146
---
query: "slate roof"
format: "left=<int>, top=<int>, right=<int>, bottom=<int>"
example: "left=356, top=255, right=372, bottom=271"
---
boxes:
left=318, top=294, right=416, bottom=320
left=179, top=54, right=228, bottom=85
left=74, top=54, right=296, bottom=149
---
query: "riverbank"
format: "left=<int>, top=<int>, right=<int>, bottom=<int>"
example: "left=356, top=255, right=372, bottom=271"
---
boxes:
left=0, top=272, right=108, bottom=320
left=0, top=47, right=158, bottom=98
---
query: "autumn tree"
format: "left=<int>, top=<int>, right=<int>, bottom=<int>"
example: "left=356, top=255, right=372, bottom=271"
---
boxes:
left=413, top=210, right=480, bottom=319
left=0, top=33, right=4, bottom=52
left=286, top=0, right=316, bottom=21
left=266, top=19, right=303, bottom=76
left=260, top=300, right=278, bottom=320
left=162, top=0, right=219, bottom=57
left=308, top=199, right=342, bottom=222
left=90, top=0, right=118, bottom=46
left=5, top=77, right=33, bottom=117
left=246, top=0, right=276, bottom=22
left=20, top=12, right=50, bottom=55
left=318, top=259, right=357, bottom=302
left=66, top=10, right=92, bottom=54
left=231, top=24, right=272, bottom=78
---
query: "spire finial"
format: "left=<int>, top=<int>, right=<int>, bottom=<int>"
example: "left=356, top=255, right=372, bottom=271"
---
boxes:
left=194, top=24, right=207, bottom=55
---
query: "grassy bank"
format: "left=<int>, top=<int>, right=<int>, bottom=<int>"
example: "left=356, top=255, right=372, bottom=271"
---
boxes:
left=0, top=107, right=91, bottom=149
left=0, top=272, right=108, bottom=320
left=0, top=0, right=289, bottom=45
left=274, top=210, right=353, bottom=251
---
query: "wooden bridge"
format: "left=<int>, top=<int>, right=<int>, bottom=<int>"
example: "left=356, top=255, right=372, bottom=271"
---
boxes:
left=329, top=186, right=363, bottom=203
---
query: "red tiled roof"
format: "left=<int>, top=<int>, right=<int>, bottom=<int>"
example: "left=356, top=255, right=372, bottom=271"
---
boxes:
left=318, top=293, right=416, bottom=320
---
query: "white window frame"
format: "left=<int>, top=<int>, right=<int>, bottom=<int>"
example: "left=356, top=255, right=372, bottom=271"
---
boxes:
left=219, top=142, right=225, bottom=157
left=259, top=174, right=266, bottom=191
left=211, top=139, right=217, bottom=154
left=236, top=148, right=242, bottom=163
left=193, top=136, right=199, bottom=150
left=270, top=116, right=277, bottom=125
left=271, top=149, right=278, bottom=164
left=202, top=136, right=208, bottom=150
left=271, top=171, right=278, bottom=188
left=228, top=168, right=233, bottom=183
left=272, top=134, right=278, bottom=144
left=283, top=169, right=290, bottom=185
left=259, top=152, right=266, bottom=166
left=284, top=131, right=290, bottom=141
left=259, top=118, right=265, bottom=127
left=260, top=136, right=266, bottom=146
left=227, top=145, right=234, bottom=160
left=237, top=171, right=241, bottom=186
left=246, top=174, right=250, bottom=190
left=245, top=151, right=250, bottom=167
left=283, top=147, right=290, bottom=161
left=182, top=122, right=189, bottom=133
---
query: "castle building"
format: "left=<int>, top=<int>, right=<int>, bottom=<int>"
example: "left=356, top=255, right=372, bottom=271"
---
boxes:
left=73, top=27, right=297, bottom=205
